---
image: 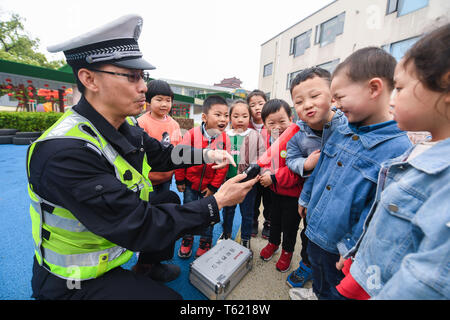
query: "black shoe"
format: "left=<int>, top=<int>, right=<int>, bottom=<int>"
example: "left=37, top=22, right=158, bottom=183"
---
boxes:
left=240, top=238, right=251, bottom=249
left=262, top=221, right=270, bottom=239
left=217, top=232, right=231, bottom=244
left=132, top=262, right=181, bottom=282
left=251, top=222, right=258, bottom=237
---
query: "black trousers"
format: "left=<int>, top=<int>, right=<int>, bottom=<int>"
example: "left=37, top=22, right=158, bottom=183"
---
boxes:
left=31, top=257, right=182, bottom=300
left=31, top=190, right=182, bottom=300
left=253, top=183, right=272, bottom=224
left=268, top=191, right=301, bottom=253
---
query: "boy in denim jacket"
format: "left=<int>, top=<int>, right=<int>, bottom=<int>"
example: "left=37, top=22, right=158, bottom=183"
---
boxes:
left=285, top=67, right=347, bottom=290
left=293, top=47, right=412, bottom=300
left=337, top=24, right=450, bottom=300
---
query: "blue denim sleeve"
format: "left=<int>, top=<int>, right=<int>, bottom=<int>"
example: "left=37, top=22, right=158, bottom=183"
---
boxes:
left=373, top=184, right=450, bottom=299
left=298, top=147, right=324, bottom=207
left=286, top=134, right=308, bottom=177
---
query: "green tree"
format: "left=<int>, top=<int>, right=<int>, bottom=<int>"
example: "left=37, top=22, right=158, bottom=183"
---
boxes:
left=0, top=12, right=64, bottom=69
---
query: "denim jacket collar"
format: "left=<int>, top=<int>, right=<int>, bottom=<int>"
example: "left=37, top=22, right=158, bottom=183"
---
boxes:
left=408, top=138, right=450, bottom=175
left=338, top=120, right=406, bottom=150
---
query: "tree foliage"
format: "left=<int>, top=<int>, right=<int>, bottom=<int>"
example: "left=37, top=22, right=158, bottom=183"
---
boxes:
left=0, top=12, right=65, bottom=69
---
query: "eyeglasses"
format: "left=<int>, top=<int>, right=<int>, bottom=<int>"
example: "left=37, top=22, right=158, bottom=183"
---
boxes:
left=89, top=69, right=150, bottom=83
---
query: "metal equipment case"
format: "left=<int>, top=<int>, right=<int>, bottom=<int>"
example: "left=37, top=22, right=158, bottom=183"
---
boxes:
left=189, top=239, right=253, bottom=300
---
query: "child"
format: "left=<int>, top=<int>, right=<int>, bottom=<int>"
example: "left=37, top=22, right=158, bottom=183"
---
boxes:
left=258, top=99, right=304, bottom=272
left=290, top=47, right=412, bottom=300
left=335, top=23, right=450, bottom=300
left=175, top=95, right=230, bottom=258
left=247, top=90, right=271, bottom=239
left=220, top=100, right=263, bottom=249
left=138, top=79, right=182, bottom=196
left=285, top=67, right=348, bottom=289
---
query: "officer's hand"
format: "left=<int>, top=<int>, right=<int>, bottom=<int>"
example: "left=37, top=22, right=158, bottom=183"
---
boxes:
left=213, top=173, right=258, bottom=210
left=205, top=149, right=236, bottom=169
left=177, top=184, right=186, bottom=193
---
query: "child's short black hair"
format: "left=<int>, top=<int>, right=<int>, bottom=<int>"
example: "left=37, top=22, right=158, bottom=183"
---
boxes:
left=203, top=95, right=228, bottom=114
left=261, top=99, right=292, bottom=123
left=229, top=99, right=250, bottom=116
left=145, top=79, right=174, bottom=102
left=290, top=67, right=331, bottom=95
left=332, top=47, right=397, bottom=90
left=246, top=89, right=268, bottom=104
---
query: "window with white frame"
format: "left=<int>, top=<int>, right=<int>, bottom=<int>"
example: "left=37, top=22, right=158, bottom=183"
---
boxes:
left=316, top=59, right=340, bottom=74
left=315, top=12, right=345, bottom=47
left=289, top=29, right=312, bottom=57
left=382, top=36, right=420, bottom=61
left=386, top=0, right=428, bottom=16
left=286, top=69, right=303, bottom=90
left=263, top=62, right=273, bottom=77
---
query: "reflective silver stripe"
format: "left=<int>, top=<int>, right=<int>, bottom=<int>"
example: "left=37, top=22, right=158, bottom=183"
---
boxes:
left=43, top=211, right=88, bottom=232
left=31, top=196, right=88, bottom=232
left=42, top=246, right=127, bottom=268
left=130, top=182, right=145, bottom=193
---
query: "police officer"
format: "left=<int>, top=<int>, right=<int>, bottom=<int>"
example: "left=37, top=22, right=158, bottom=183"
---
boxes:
left=28, top=14, right=258, bottom=300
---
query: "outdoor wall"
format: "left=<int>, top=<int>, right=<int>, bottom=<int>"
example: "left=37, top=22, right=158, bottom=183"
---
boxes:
left=259, top=0, right=450, bottom=103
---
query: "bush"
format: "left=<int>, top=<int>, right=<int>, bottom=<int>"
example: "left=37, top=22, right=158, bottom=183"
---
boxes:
left=0, top=111, right=63, bottom=132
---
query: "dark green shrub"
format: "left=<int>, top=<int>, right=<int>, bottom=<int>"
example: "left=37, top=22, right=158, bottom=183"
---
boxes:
left=0, top=111, right=63, bottom=132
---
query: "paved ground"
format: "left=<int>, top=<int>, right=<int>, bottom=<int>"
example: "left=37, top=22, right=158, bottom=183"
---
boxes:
left=226, top=215, right=310, bottom=300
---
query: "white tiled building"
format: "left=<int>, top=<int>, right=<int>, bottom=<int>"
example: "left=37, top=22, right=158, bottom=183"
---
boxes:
left=258, top=0, right=450, bottom=103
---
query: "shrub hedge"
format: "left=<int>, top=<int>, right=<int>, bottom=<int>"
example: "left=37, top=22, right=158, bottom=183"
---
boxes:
left=0, top=111, right=63, bottom=132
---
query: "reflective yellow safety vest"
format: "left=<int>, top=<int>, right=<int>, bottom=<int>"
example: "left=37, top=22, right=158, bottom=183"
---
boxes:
left=27, top=108, right=153, bottom=280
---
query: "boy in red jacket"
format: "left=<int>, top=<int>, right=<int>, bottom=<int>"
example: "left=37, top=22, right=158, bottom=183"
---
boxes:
left=175, top=95, right=230, bottom=258
left=259, top=99, right=304, bottom=272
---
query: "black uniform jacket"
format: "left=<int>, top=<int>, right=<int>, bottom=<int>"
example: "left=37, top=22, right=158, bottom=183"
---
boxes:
left=28, top=96, right=220, bottom=255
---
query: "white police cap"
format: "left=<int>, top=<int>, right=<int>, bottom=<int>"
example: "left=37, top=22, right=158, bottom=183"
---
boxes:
left=47, top=14, right=155, bottom=70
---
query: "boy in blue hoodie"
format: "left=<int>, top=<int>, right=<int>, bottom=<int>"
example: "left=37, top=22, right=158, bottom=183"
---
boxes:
left=285, top=67, right=347, bottom=289
left=291, top=47, right=412, bottom=300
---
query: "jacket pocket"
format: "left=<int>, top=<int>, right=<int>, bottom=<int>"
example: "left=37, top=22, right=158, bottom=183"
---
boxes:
left=352, top=157, right=380, bottom=184
left=376, top=188, right=423, bottom=245
left=322, top=142, right=338, bottom=158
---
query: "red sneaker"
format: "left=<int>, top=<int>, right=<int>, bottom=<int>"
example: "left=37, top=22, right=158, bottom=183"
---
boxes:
left=260, top=242, right=279, bottom=261
left=276, top=249, right=293, bottom=272
left=178, top=236, right=193, bottom=259
left=195, top=238, right=212, bottom=258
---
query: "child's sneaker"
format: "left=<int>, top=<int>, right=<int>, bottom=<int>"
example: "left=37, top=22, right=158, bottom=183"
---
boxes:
left=276, top=249, right=293, bottom=272
left=195, top=238, right=212, bottom=258
left=178, top=236, right=193, bottom=259
left=261, top=221, right=270, bottom=239
left=260, top=242, right=279, bottom=261
left=286, top=260, right=312, bottom=288
left=289, top=288, right=318, bottom=300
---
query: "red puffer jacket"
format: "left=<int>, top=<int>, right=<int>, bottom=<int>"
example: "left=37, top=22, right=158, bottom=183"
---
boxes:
left=175, top=126, right=230, bottom=192
left=261, top=125, right=304, bottom=198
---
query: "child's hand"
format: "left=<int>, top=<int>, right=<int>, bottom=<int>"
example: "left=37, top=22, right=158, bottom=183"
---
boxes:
left=259, top=173, right=273, bottom=187
left=304, top=150, right=321, bottom=172
left=298, top=204, right=307, bottom=218
left=177, top=184, right=186, bottom=193
left=201, top=188, right=214, bottom=198
left=336, top=256, right=346, bottom=271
